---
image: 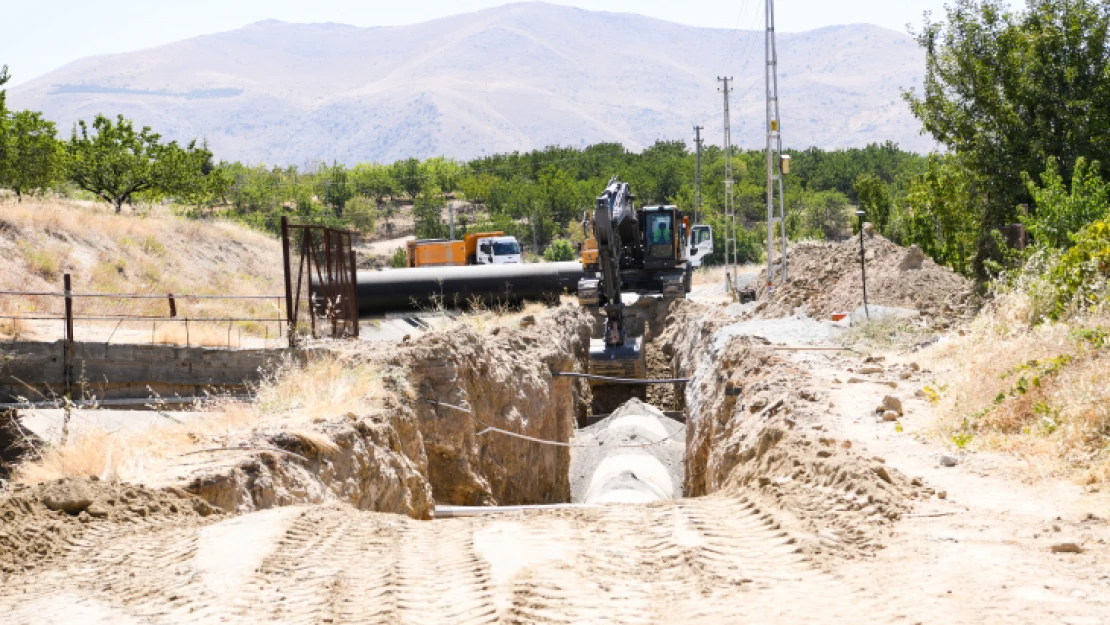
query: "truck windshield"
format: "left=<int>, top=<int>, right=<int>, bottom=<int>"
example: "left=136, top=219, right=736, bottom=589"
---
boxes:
left=493, top=241, right=520, bottom=255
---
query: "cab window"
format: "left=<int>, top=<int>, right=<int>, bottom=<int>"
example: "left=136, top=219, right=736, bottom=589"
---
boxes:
left=648, top=213, right=673, bottom=245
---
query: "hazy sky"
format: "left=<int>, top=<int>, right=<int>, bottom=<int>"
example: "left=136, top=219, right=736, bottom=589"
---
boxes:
left=1, top=0, right=1010, bottom=87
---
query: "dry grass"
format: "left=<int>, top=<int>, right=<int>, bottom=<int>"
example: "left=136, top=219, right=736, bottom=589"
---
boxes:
left=152, top=322, right=248, bottom=347
left=452, top=297, right=567, bottom=334
left=691, top=263, right=762, bottom=287
left=920, top=292, right=1110, bottom=483
left=13, top=352, right=389, bottom=484
left=0, top=199, right=285, bottom=341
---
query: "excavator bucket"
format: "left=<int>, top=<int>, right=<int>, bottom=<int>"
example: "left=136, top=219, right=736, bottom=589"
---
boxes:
left=588, top=337, right=646, bottom=381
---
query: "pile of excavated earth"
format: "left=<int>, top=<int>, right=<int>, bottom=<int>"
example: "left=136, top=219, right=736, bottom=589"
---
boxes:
left=755, top=230, right=977, bottom=326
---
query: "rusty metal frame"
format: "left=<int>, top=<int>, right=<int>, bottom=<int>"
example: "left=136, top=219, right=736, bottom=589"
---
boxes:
left=281, top=216, right=360, bottom=345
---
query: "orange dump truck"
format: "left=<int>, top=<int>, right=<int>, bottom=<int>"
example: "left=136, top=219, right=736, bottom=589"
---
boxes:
left=406, top=231, right=522, bottom=267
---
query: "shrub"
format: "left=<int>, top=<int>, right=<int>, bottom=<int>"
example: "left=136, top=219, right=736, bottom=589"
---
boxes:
left=389, top=247, right=408, bottom=268
left=542, top=238, right=576, bottom=262
left=997, top=218, right=1110, bottom=322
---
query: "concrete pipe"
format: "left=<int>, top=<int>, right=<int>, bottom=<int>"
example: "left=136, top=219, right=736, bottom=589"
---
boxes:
left=353, top=262, right=586, bottom=316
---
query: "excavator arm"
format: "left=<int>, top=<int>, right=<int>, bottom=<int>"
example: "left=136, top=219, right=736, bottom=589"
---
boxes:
left=581, top=177, right=645, bottom=379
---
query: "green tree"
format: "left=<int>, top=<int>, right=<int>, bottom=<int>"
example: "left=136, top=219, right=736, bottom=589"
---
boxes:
left=413, top=185, right=446, bottom=239
left=1022, top=157, right=1110, bottom=249
left=392, top=157, right=424, bottom=199
left=0, top=65, right=9, bottom=173
left=67, top=114, right=214, bottom=213
left=904, top=0, right=1110, bottom=272
left=351, top=162, right=396, bottom=204
left=0, top=110, right=64, bottom=200
left=854, top=174, right=892, bottom=234
left=896, top=156, right=982, bottom=276
left=317, top=161, right=353, bottom=215
left=345, top=196, right=378, bottom=234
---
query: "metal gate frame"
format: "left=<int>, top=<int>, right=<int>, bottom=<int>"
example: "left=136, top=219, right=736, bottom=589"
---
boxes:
left=281, top=216, right=359, bottom=345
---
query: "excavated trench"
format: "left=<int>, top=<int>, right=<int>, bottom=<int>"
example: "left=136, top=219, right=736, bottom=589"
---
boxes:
left=1, top=298, right=921, bottom=579
left=158, top=296, right=921, bottom=541
left=0, top=296, right=946, bottom=625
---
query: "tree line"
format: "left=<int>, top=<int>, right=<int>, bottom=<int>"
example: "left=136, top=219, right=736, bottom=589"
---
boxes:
left=0, top=66, right=225, bottom=213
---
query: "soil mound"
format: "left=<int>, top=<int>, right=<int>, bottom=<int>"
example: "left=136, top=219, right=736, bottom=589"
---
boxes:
left=0, top=477, right=218, bottom=576
left=755, top=233, right=976, bottom=326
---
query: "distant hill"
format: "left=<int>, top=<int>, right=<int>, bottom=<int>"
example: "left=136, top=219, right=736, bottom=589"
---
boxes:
left=8, top=2, right=932, bottom=164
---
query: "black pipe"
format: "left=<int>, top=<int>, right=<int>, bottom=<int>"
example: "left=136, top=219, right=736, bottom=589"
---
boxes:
left=352, top=262, right=587, bottom=316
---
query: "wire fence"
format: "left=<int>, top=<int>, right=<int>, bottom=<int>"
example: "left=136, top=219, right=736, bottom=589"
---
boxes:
left=0, top=274, right=290, bottom=349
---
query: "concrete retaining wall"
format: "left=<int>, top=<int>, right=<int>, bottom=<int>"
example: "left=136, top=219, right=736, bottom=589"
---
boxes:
left=0, top=341, right=292, bottom=402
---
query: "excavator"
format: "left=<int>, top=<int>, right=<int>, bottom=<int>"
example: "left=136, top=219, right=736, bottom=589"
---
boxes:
left=578, top=177, right=712, bottom=380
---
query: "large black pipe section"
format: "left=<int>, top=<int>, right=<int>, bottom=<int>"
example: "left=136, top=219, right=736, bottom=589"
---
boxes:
left=352, top=262, right=586, bottom=316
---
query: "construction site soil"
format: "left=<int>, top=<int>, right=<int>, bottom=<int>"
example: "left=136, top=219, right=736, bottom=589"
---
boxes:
left=1, top=236, right=1108, bottom=623
left=754, top=231, right=978, bottom=326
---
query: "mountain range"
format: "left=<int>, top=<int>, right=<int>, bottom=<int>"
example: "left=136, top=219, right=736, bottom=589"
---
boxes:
left=8, top=2, right=933, bottom=165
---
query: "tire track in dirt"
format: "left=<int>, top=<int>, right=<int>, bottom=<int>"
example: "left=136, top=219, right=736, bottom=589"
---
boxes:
left=0, top=497, right=928, bottom=624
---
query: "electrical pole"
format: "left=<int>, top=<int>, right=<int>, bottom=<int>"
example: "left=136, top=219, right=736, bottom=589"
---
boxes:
left=765, top=0, right=788, bottom=287
left=693, top=125, right=704, bottom=224
left=718, top=76, right=735, bottom=290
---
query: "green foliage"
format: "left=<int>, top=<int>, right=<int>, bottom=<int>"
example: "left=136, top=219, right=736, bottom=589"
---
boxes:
left=891, top=156, right=981, bottom=276
left=995, top=218, right=1110, bottom=322
left=1022, top=157, right=1110, bottom=249
left=0, top=65, right=9, bottom=174
left=542, top=238, right=576, bottom=262
left=413, top=186, right=446, bottom=239
left=317, top=161, right=353, bottom=213
left=350, top=162, right=396, bottom=204
left=345, top=196, right=377, bottom=234
left=392, top=158, right=425, bottom=199
left=853, top=174, right=892, bottom=233
left=389, top=247, right=408, bottom=268
left=904, top=0, right=1110, bottom=274
left=1048, top=218, right=1110, bottom=316
left=67, top=114, right=217, bottom=213
left=0, top=110, right=64, bottom=199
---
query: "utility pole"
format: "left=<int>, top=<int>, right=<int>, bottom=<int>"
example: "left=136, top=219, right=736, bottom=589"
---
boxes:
left=718, top=76, right=736, bottom=289
left=765, top=0, right=788, bottom=287
left=693, top=125, right=704, bottom=224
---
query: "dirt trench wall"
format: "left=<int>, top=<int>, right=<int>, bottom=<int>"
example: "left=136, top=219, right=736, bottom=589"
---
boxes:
left=181, top=401, right=435, bottom=519
left=396, top=306, right=593, bottom=506
left=661, top=301, right=922, bottom=557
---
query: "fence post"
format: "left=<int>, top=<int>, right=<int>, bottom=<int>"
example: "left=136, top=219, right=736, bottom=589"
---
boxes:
left=281, top=216, right=295, bottom=348
left=348, top=232, right=359, bottom=339
left=62, top=273, right=74, bottom=444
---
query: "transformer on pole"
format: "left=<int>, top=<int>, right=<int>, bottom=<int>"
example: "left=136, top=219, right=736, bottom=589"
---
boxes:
left=765, top=0, right=788, bottom=287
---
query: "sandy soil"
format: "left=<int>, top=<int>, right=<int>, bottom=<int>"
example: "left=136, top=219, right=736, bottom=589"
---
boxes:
left=2, top=276, right=1108, bottom=623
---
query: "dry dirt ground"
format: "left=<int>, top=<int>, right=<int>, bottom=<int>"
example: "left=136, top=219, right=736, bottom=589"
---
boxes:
left=3, top=262, right=1109, bottom=623
left=4, top=323, right=1108, bottom=624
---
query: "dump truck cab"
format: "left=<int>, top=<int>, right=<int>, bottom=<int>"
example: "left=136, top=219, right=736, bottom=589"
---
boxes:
left=406, top=231, right=522, bottom=267
left=473, top=235, right=522, bottom=265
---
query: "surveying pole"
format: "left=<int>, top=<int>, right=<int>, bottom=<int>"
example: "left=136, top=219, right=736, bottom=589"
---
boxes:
left=765, top=0, right=788, bottom=286
left=718, top=76, right=736, bottom=288
left=693, top=125, right=704, bottom=224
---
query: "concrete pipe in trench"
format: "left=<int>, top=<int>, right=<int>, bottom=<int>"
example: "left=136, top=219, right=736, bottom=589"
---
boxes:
left=570, top=399, right=685, bottom=504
